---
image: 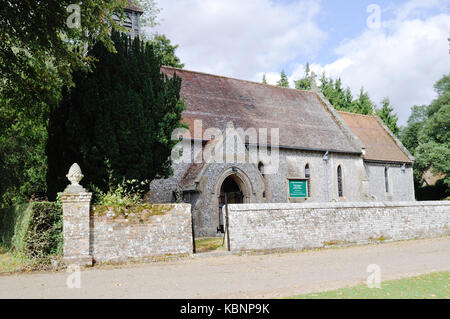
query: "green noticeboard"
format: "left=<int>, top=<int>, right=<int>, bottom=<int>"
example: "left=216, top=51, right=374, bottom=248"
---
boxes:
left=288, top=179, right=308, bottom=198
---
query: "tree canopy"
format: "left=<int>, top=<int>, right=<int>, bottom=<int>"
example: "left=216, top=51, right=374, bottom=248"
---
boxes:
left=151, top=34, right=185, bottom=68
left=400, top=73, right=450, bottom=192
left=0, top=0, right=132, bottom=106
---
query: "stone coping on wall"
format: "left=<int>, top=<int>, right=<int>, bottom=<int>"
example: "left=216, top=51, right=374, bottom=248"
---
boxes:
left=227, top=201, right=450, bottom=211
left=61, top=192, right=92, bottom=202
left=90, top=203, right=190, bottom=218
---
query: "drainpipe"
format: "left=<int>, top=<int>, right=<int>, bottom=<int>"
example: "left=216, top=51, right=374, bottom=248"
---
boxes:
left=323, top=151, right=329, bottom=202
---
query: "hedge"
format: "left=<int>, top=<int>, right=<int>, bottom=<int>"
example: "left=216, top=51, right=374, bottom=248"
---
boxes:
left=0, top=202, right=62, bottom=258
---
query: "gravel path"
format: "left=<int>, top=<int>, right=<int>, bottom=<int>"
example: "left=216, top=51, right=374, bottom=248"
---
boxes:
left=0, top=237, right=449, bottom=299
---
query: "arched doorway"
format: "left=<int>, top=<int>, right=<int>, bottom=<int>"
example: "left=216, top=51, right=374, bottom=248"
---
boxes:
left=218, top=175, right=244, bottom=233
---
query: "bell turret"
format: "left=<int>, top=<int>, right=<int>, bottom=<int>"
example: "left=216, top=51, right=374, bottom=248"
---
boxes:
left=115, top=0, right=143, bottom=38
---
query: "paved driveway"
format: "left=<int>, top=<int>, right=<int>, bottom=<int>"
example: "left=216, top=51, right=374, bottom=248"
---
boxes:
left=0, top=237, right=449, bottom=299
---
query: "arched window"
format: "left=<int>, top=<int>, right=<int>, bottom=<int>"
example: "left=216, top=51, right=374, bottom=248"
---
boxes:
left=384, top=167, right=389, bottom=193
left=258, top=162, right=264, bottom=175
left=337, top=165, right=343, bottom=197
left=258, top=162, right=266, bottom=198
left=305, top=164, right=311, bottom=197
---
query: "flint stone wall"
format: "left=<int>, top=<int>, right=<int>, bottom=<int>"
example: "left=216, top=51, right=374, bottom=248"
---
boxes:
left=226, top=201, right=450, bottom=252
left=89, top=204, right=193, bottom=263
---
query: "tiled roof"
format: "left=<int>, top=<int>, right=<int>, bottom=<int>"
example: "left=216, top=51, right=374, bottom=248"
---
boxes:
left=337, top=111, right=413, bottom=163
left=161, top=67, right=362, bottom=154
left=125, top=0, right=143, bottom=12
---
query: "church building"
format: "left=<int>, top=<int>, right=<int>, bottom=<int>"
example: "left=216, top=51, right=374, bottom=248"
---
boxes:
left=149, top=67, right=416, bottom=237
left=121, top=1, right=416, bottom=237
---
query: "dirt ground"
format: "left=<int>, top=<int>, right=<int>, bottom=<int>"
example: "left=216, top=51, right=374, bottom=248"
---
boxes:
left=0, top=237, right=449, bottom=299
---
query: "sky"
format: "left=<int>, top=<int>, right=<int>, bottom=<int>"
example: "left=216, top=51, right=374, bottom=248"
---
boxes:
left=149, top=0, right=450, bottom=125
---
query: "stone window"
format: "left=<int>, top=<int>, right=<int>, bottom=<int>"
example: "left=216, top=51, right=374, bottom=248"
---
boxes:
left=258, top=162, right=264, bottom=175
left=305, top=164, right=311, bottom=197
left=337, top=165, right=343, bottom=197
left=258, top=162, right=266, bottom=198
left=384, top=167, right=389, bottom=193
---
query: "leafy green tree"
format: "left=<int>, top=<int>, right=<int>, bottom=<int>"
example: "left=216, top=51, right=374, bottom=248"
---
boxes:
left=376, top=98, right=400, bottom=136
left=46, top=32, right=186, bottom=199
left=415, top=141, right=450, bottom=188
left=400, top=104, right=428, bottom=152
left=0, top=97, right=48, bottom=206
left=151, top=34, right=184, bottom=68
left=434, top=73, right=450, bottom=96
left=136, top=0, right=161, bottom=28
left=401, top=73, right=450, bottom=191
left=415, top=97, right=450, bottom=188
left=419, top=101, right=450, bottom=145
left=0, top=0, right=133, bottom=106
left=427, top=78, right=450, bottom=117
left=277, top=70, right=290, bottom=87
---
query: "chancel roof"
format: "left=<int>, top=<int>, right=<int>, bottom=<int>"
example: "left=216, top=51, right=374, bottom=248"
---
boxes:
left=338, top=111, right=413, bottom=163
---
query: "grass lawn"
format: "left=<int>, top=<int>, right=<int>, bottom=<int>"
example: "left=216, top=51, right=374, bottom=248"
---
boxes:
left=289, top=271, right=449, bottom=299
left=195, top=237, right=226, bottom=253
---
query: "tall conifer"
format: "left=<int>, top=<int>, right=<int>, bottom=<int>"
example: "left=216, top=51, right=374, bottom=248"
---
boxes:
left=46, top=31, right=186, bottom=198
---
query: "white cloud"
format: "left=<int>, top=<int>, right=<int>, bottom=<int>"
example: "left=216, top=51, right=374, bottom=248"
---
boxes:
left=152, top=0, right=326, bottom=80
left=282, top=1, right=450, bottom=124
left=312, top=10, right=450, bottom=124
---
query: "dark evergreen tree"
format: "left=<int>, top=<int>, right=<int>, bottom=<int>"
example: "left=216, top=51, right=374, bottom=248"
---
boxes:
left=294, top=63, right=312, bottom=90
left=277, top=70, right=290, bottom=87
left=262, top=74, right=268, bottom=84
left=351, top=87, right=374, bottom=115
left=376, top=98, right=400, bottom=137
left=46, top=31, right=186, bottom=199
left=319, top=74, right=353, bottom=112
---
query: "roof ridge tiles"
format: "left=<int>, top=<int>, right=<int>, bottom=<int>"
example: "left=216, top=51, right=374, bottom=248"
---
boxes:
left=161, top=66, right=312, bottom=94
left=335, top=110, right=377, bottom=117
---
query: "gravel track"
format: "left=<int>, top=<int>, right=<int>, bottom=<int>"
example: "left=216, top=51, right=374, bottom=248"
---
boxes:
left=0, top=237, right=449, bottom=299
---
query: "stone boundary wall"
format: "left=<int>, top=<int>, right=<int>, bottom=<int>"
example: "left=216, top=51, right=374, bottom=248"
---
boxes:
left=226, top=201, right=450, bottom=252
left=89, top=204, right=193, bottom=263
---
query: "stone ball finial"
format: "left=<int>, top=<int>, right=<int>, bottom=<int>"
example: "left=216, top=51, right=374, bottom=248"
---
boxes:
left=67, top=163, right=84, bottom=186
